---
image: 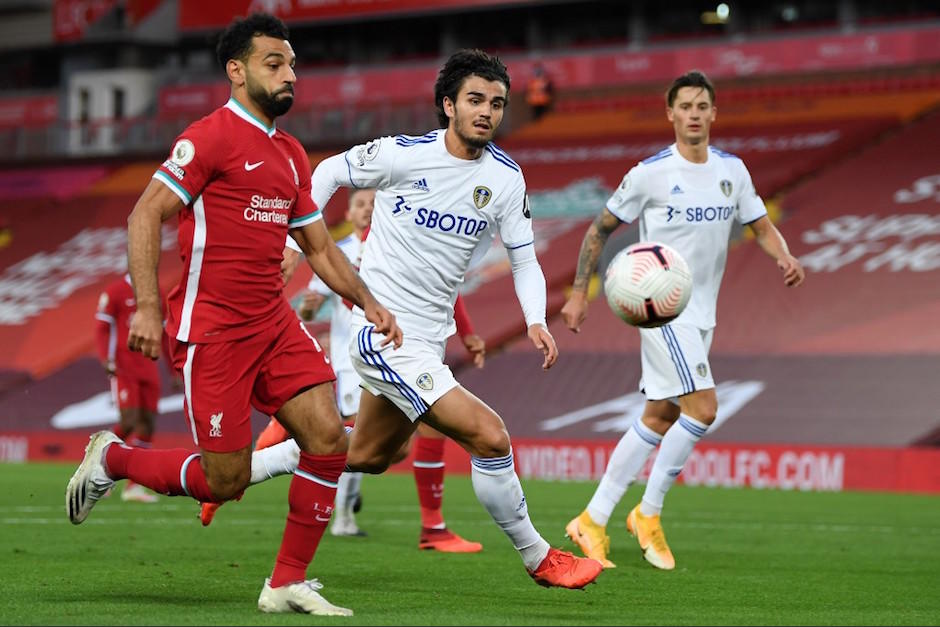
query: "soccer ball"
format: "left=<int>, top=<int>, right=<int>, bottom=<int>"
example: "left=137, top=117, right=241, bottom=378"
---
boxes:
left=604, top=242, right=693, bottom=328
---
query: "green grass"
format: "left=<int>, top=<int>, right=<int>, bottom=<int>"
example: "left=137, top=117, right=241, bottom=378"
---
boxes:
left=2, top=463, right=939, bottom=625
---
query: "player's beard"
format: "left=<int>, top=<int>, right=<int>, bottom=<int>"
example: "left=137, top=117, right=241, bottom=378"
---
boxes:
left=454, top=111, right=493, bottom=149
left=247, top=76, right=294, bottom=119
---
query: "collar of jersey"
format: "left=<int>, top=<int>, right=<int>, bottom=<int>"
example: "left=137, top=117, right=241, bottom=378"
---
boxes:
left=225, top=98, right=276, bottom=137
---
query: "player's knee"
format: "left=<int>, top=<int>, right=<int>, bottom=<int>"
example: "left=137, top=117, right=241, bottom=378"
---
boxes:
left=389, top=437, right=413, bottom=464
left=694, top=407, right=717, bottom=426
left=205, top=466, right=250, bottom=501
left=296, top=419, right=348, bottom=456
left=346, top=448, right=391, bottom=474
left=472, top=425, right=511, bottom=459
left=687, top=401, right=718, bottom=426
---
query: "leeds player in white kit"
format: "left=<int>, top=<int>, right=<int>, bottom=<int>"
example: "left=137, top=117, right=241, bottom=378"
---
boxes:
left=293, top=188, right=486, bottom=551
left=310, top=49, right=602, bottom=589
left=562, top=70, right=804, bottom=571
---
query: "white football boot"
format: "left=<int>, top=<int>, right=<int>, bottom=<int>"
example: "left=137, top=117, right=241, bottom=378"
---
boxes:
left=66, top=430, right=122, bottom=524
left=257, top=578, right=353, bottom=616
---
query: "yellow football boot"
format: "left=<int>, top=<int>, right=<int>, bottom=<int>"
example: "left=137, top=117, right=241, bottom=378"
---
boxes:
left=626, top=504, right=675, bottom=570
left=564, top=510, right=616, bottom=568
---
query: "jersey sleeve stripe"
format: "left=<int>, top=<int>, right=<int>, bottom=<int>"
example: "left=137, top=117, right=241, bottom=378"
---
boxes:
left=487, top=143, right=520, bottom=168
left=289, top=210, right=323, bottom=228
left=505, top=240, right=534, bottom=250
left=94, top=312, right=115, bottom=324
left=395, top=136, right=436, bottom=147
left=484, top=145, right=520, bottom=172
left=641, top=148, right=672, bottom=164
left=152, top=171, right=192, bottom=205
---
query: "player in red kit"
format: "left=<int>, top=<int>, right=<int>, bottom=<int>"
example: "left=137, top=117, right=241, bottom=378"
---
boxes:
left=94, top=274, right=166, bottom=503
left=65, top=13, right=401, bottom=617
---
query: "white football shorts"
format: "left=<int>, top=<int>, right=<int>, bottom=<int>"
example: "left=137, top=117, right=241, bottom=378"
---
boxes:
left=638, top=323, right=715, bottom=401
left=349, top=323, right=459, bottom=422
left=334, top=366, right=362, bottom=418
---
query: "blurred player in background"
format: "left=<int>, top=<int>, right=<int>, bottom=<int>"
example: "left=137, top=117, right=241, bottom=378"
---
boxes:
left=66, top=13, right=400, bottom=616
left=94, top=273, right=166, bottom=503
left=561, top=70, right=804, bottom=571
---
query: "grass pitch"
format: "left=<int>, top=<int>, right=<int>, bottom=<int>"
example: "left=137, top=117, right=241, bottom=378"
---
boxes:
left=1, top=463, right=938, bottom=625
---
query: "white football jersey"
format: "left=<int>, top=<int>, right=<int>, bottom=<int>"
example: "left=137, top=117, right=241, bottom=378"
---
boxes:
left=606, top=143, right=767, bottom=329
left=311, top=129, right=533, bottom=341
left=308, top=232, right=361, bottom=372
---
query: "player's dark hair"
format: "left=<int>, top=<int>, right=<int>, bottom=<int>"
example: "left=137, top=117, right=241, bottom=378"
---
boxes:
left=666, top=70, right=715, bottom=107
left=434, top=49, right=510, bottom=127
left=216, top=13, right=290, bottom=71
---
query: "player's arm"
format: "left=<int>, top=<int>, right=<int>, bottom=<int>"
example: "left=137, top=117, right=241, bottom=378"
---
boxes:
left=290, top=221, right=402, bottom=348
left=127, top=180, right=184, bottom=359
left=507, top=243, right=557, bottom=370
left=746, top=215, right=805, bottom=287
left=561, top=207, right=623, bottom=333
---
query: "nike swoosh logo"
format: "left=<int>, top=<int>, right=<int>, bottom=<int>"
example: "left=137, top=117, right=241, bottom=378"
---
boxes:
left=244, top=160, right=264, bottom=171
left=314, top=515, right=331, bottom=522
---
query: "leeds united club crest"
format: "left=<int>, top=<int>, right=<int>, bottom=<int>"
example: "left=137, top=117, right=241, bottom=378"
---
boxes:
left=416, top=373, right=434, bottom=391
left=719, top=179, right=732, bottom=197
left=473, top=186, right=492, bottom=210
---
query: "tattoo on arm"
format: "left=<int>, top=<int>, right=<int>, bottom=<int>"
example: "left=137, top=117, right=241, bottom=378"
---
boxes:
left=572, top=211, right=620, bottom=291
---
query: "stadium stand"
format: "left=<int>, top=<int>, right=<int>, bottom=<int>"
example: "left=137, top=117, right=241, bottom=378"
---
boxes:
left=0, top=1, right=938, bottom=492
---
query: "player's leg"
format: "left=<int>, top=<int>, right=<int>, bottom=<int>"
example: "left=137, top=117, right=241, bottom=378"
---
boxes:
left=121, top=378, right=160, bottom=503
left=566, top=401, right=671, bottom=567
left=201, top=415, right=291, bottom=526
left=251, top=317, right=353, bottom=616
left=109, top=376, right=133, bottom=441
left=120, top=405, right=159, bottom=503
left=423, top=388, right=601, bottom=589
left=349, top=325, right=599, bottom=587
left=67, top=340, right=256, bottom=524
left=413, top=421, right=482, bottom=553
left=344, top=389, right=418, bottom=473
left=330, top=370, right=367, bottom=537
left=626, top=324, right=716, bottom=570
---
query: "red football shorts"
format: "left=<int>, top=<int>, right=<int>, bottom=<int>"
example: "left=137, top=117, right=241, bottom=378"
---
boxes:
left=111, top=375, right=160, bottom=413
left=168, top=314, right=335, bottom=453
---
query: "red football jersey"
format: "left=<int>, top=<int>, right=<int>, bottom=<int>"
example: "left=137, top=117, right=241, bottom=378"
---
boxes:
left=153, top=98, right=322, bottom=343
left=94, top=275, right=161, bottom=382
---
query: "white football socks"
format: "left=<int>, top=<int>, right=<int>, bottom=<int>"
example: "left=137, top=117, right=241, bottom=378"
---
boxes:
left=249, top=438, right=300, bottom=485
left=640, top=414, right=708, bottom=516
left=586, top=419, right=662, bottom=526
left=470, top=451, right=549, bottom=571
left=335, top=471, right=363, bottom=513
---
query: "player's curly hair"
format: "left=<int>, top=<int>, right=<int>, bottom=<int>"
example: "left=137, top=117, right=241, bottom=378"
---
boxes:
left=666, top=70, right=715, bottom=107
left=434, top=49, right=511, bottom=128
left=216, top=13, right=290, bottom=71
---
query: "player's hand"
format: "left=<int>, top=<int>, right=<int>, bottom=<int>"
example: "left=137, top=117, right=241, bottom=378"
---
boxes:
left=280, top=246, right=302, bottom=285
left=127, top=305, right=163, bottom=360
left=561, top=291, right=589, bottom=333
left=461, top=333, right=486, bottom=369
left=299, top=292, right=326, bottom=321
left=778, top=254, right=805, bottom=287
left=363, top=299, right=403, bottom=349
left=528, top=323, right=558, bottom=370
